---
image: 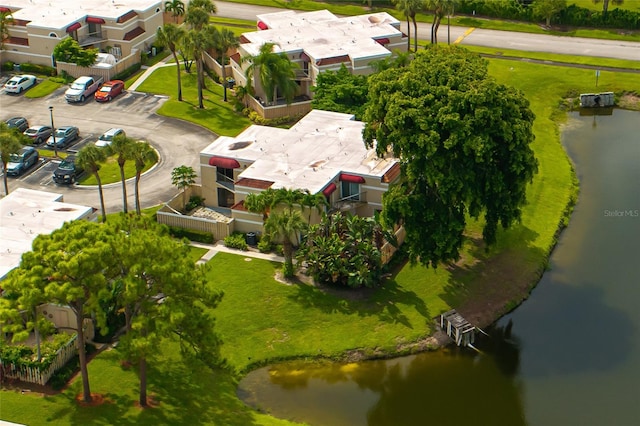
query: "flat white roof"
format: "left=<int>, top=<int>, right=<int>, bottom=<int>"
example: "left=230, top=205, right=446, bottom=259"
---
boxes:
left=0, top=188, right=94, bottom=281
left=201, top=110, right=397, bottom=194
left=244, top=10, right=401, bottom=61
left=1, top=0, right=160, bottom=29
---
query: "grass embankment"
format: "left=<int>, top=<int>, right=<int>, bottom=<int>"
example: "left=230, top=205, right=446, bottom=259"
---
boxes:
left=135, top=66, right=251, bottom=137
left=4, top=55, right=640, bottom=425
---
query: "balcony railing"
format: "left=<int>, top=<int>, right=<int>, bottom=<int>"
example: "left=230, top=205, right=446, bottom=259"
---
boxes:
left=78, top=31, right=108, bottom=47
left=216, top=172, right=235, bottom=191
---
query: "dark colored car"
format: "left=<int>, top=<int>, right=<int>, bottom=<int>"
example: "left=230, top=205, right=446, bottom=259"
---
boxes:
left=24, top=125, right=53, bottom=144
left=52, top=155, right=84, bottom=184
left=5, top=146, right=39, bottom=176
left=95, top=80, right=125, bottom=102
left=46, top=126, right=79, bottom=149
left=5, top=116, right=29, bottom=132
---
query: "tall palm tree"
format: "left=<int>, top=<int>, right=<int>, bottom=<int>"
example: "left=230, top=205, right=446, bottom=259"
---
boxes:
left=0, top=122, right=24, bottom=195
left=214, top=28, right=240, bottom=102
left=244, top=42, right=299, bottom=106
left=106, top=134, right=136, bottom=213
left=76, top=145, right=108, bottom=222
left=265, top=210, right=306, bottom=278
left=393, top=0, right=424, bottom=52
left=426, top=0, right=447, bottom=44
left=182, top=28, right=215, bottom=109
left=131, top=141, right=158, bottom=215
left=156, top=24, right=186, bottom=101
left=164, top=0, right=185, bottom=23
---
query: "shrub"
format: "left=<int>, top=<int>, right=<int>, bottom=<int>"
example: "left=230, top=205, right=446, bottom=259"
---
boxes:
left=223, top=233, right=248, bottom=251
left=49, top=354, right=79, bottom=390
left=113, top=63, right=142, bottom=81
left=168, top=226, right=215, bottom=244
left=185, top=195, right=205, bottom=212
left=2, top=61, right=15, bottom=71
left=257, top=237, right=274, bottom=253
left=246, top=110, right=304, bottom=127
left=19, top=63, right=56, bottom=76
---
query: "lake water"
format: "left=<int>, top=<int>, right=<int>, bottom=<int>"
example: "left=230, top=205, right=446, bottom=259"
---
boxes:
left=238, top=109, right=640, bottom=426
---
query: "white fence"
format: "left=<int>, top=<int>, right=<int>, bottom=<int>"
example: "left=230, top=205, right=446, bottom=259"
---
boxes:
left=1, top=334, right=78, bottom=386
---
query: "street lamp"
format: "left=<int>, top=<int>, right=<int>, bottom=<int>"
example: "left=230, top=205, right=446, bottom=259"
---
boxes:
left=48, top=106, right=57, bottom=158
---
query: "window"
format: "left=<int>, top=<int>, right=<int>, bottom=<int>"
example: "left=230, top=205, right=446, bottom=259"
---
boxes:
left=216, top=167, right=234, bottom=183
left=341, top=181, right=360, bottom=201
left=217, top=188, right=234, bottom=208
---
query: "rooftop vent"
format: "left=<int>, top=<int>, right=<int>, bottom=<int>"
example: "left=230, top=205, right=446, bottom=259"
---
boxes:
left=229, top=141, right=253, bottom=151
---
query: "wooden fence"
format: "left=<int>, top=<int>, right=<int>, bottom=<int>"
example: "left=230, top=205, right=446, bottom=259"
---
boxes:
left=56, top=49, right=141, bottom=81
left=381, top=226, right=406, bottom=265
left=1, top=334, right=78, bottom=386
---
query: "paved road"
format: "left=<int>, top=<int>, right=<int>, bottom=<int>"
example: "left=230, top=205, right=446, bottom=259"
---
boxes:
left=215, top=1, right=640, bottom=61
left=1, top=87, right=216, bottom=213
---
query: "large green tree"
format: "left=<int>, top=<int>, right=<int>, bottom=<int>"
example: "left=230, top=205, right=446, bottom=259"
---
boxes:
left=244, top=42, right=299, bottom=106
left=0, top=122, right=25, bottom=195
left=311, top=64, right=370, bottom=120
left=107, top=215, right=224, bottom=407
left=9, top=221, right=113, bottom=403
left=52, top=37, right=98, bottom=67
left=106, top=134, right=136, bottom=214
left=532, top=0, right=568, bottom=27
left=76, top=145, right=108, bottom=222
left=156, top=24, right=186, bottom=101
left=363, top=46, right=538, bottom=267
left=131, top=141, right=158, bottom=215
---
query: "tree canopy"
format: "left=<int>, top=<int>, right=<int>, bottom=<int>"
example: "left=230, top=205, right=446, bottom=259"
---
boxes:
left=363, top=46, right=538, bottom=267
left=52, top=37, right=98, bottom=67
left=311, top=64, right=370, bottom=120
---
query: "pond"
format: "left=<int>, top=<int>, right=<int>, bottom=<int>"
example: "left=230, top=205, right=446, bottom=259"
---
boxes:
left=238, top=109, right=640, bottom=426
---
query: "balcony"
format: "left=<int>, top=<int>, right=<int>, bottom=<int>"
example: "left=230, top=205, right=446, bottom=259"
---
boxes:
left=78, top=31, right=108, bottom=47
left=216, top=172, right=235, bottom=191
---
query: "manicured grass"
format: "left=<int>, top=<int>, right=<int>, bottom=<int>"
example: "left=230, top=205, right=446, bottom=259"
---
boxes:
left=80, top=154, right=155, bottom=186
left=24, top=79, right=63, bottom=98
left=37, top=149, right=68, bottom=159
left=135, top=65, right=251, bottom=137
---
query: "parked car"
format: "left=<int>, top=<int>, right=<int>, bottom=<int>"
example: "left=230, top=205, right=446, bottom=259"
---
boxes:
left=65, top=75, right=104, bottom=103
left=52, top=155, right=84, bottom=184
left=94, top=80, right=125, bottom=102
left=5, top=146, right=39, bottom=176
left=24, top=125, right=53, bottom=144
left=3, top=74, right=37, bottom=93
left=5, top=117, right=29, bottom=132
left=46, top=126, right=79, bottom=149
left=95, top=128, right=125, bottom=147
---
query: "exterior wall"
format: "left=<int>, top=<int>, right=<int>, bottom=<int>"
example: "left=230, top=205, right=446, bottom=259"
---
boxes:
left=55, top=49, right=140, bottom=80
left=246, top=96, right=312, bottom=120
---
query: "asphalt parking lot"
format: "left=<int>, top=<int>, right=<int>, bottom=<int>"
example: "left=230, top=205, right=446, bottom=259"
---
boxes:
left=1, top=81, right=217, bottom=211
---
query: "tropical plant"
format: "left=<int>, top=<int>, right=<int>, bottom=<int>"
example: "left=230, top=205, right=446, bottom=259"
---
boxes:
left=130, top=141, right=158, bottom=215
left=182, top=27, right=216, bottom=108
left=156, top=24, right=186, bottom=101
left=593, top=0, right=624, bottom=15
left=52, top=37, right=98, bottom=67
left=164, top=0, right=185, bottom=23
left=393, top=0, right=424, bottom=52
left=0, top=9, right=13, bottom=51
left=171, top=165, right=197, bottom=210
left=265, top=209, right=306, bottom=277
left=244, top=42, right=299, bottom=106
left=106, top=134, right=136, bottom=213
left=425, top=0, right=448, bottom=44
left=532, top=0, right=568, bottom=27
left=0, top=122, right=25, bottom=195
left=76, top=145, right=108, bottom=222
left=214, top=28, right=240, bottom=102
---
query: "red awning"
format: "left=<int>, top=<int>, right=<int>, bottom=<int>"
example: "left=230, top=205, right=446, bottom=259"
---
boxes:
left=86, top=17, right=105, bottom=24
left=209, top=156, right=240, bottom=169
left=257, top=20, right=268, bottom=30
left=375, top=38, right=390, bottom=45
left=322, top=183, right=337, bottom=197
left=339, top=173, right=365, bottom=184
left=300, top=52, right=310, bottom=62
left=66, top=22, right=81, bottom=33
left=0, top=7, right=11, bottom=12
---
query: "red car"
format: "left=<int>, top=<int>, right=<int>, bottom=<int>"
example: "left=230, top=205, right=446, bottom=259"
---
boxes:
left=94, top=80, right=125, bottom=102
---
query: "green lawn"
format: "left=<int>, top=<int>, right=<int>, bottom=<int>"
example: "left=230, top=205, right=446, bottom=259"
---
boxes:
left=80, top=154, right=155, bottom=186
left=135, top=65, right=251, bottom=137
left=24, top=79, right=63, bottom=98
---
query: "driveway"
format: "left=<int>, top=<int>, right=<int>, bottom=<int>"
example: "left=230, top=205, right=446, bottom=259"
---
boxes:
left=1, top=86, right=217, bottom=213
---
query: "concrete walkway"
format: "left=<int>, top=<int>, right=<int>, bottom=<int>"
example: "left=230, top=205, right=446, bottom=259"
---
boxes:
left=190, top=241, right=285, bottom=265
left=128, top=57, right=177, bottom=91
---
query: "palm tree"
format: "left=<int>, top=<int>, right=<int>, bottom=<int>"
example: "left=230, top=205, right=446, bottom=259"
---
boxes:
left=214, top=28, right=240, bottom=102
left=393, top=0, right=424, bottom=52
left=171, top=165, right=197, bottom=210
left=164, top=0, right=185, bottom=23
left=244, top=42, right=299, bottom=106
left=0, top=122, right=24, bottom=195
left=106, top=134, right=136, bottom=213
left=299, top=190, right=328, bottom=224
left=76, top=145, right=108, bottom=222
left=426, top=0, right=447, bottom=44
left=131, top=141, right=158, bottom=215
left=182, top=28, right=215, bottom=109
left=265, top=210, right=306, bottom=278
left=157, top=24, right=186, bottom=101
left=0, top=9, right=13, bottom=51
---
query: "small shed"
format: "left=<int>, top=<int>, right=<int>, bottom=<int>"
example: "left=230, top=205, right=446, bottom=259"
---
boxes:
left=440, top=309, right=476, bottom=347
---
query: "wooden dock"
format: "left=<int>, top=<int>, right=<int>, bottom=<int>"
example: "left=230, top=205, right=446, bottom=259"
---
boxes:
left=440, top=310, right=476, bottom=347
